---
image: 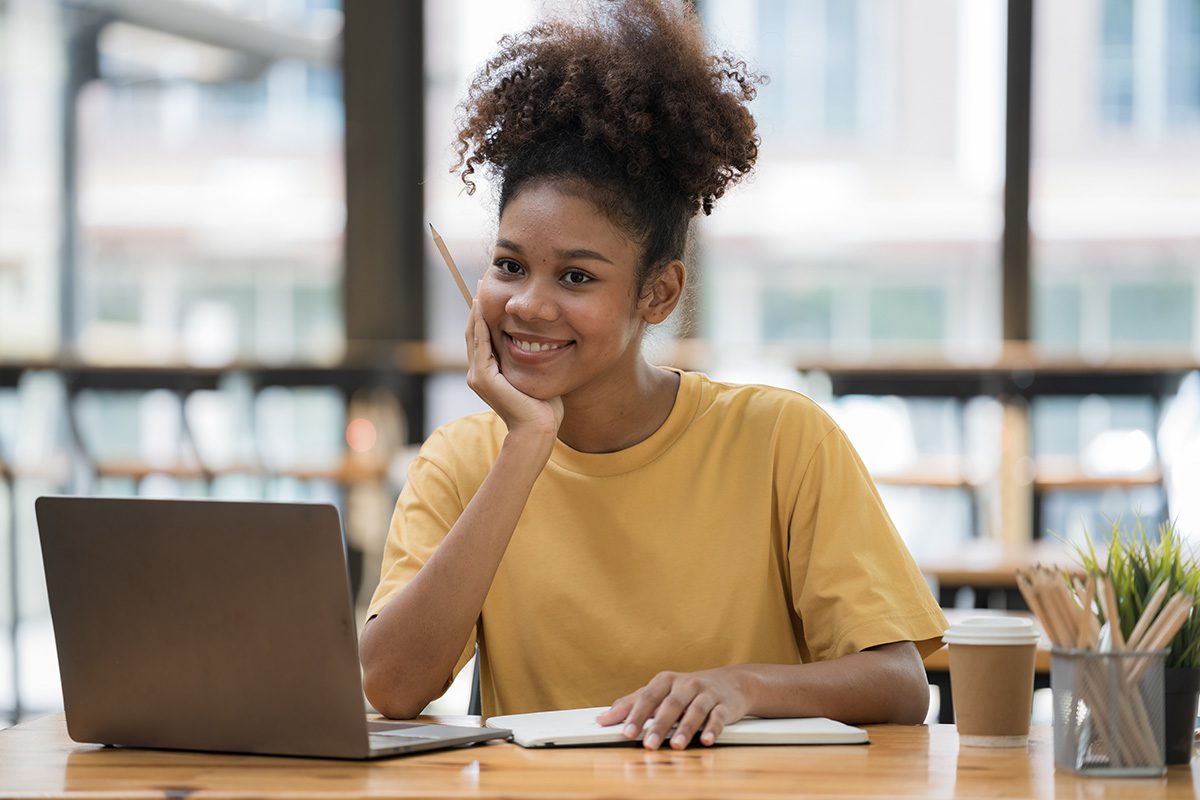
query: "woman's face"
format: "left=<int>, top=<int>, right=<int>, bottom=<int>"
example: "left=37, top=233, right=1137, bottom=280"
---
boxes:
left=478, top=181, right=653, bottom=401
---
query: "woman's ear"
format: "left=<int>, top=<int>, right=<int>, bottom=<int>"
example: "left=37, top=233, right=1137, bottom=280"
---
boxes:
left=640, top=260, right=686, bottom=323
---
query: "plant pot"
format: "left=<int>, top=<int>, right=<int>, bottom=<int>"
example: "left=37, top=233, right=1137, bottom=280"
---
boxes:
left=1165, top=667, right=1200, bottom=765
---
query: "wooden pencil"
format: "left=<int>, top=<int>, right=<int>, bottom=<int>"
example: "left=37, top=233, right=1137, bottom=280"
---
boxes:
left=1098, top=577, right=1126, bottom=649
left=429, top=224, right=474, bottom=308
left=1075, top=575, right=1096, bottom=649
left=1131, top=593, right=1189, bottom=653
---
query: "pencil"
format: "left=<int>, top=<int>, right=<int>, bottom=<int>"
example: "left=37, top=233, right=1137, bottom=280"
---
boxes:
left=429, top=224, right=474, bottom=308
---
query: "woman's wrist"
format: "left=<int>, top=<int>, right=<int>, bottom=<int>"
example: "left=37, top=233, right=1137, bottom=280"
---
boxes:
left=501, top=427, right=557, bottom=464
left=728, top=664, right=764, bottom=716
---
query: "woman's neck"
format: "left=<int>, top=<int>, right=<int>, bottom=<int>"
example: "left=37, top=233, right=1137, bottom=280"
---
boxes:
left=555, top=361, right=680, bottom=454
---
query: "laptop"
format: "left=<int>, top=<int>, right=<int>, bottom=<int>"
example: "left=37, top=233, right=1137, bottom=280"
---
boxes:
left=35, top=496, right=511, bottom=759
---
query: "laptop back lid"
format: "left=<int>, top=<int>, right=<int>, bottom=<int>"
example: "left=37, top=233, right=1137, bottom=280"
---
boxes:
left=36, top=496, right=371, bottom=758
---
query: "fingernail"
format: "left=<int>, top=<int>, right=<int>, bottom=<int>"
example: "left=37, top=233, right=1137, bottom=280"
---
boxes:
left=644, top=733, right=660, bottom=749
left=623, top=723, right=638, bottom=738
left=671, top=734, right=685, bottom=749
left=701, top=731, right=715, bottom=745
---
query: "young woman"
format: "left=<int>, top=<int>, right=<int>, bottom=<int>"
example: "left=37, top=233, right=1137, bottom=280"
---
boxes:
left=360, top=0, right=947, bottom=750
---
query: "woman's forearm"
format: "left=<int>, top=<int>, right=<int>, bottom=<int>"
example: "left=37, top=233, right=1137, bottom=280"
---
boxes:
left=360, top=431, right=554, bottom=718
left=737, top=642, right=930, bottom=725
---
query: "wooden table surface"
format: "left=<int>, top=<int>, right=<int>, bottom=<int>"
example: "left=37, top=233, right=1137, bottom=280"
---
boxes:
left=919, top=540, right=1083, bottom=589
left=0, top=714, right=1194, bottom=799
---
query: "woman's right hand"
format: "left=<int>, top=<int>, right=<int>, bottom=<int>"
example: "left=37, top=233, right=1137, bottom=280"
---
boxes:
left=365, top=297, right=565, bottom=720
left=465, top=297, right=564, bottom=440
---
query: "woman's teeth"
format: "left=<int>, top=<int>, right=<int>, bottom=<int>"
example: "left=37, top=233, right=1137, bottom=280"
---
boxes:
left=514, top=338, right=566, bottom=353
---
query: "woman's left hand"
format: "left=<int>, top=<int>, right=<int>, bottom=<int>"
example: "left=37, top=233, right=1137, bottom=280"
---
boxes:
left=595, top=667, right=754, bottom=750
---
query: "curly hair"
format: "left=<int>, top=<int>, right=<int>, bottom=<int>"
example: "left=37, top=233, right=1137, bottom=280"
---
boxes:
left=451, top=0, right=763, bottom=293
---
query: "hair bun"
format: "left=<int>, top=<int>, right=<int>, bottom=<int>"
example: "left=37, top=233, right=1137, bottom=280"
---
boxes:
left=452, top=0, right=763, bottom=217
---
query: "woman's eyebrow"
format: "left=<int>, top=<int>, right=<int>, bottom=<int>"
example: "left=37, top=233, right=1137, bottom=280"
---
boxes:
left=494, top=238, right=613, bottom=265
left=558, top=247, right=613, bottom=264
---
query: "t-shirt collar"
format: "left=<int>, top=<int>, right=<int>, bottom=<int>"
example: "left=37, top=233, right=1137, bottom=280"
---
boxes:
left=547, top=368, right=701, bottom=477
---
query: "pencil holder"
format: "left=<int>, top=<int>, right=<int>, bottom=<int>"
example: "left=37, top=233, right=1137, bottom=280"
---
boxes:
left=1050, top=648, right=1166, bottom=777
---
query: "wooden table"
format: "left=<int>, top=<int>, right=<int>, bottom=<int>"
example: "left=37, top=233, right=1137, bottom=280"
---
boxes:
left=0, top=714, right=1194, bottom=798
left=921, top=540, right=1083, bottom=610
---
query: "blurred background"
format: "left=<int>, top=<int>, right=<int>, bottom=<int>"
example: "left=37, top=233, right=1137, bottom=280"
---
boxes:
left=1, top=0, right=1199, bottom=726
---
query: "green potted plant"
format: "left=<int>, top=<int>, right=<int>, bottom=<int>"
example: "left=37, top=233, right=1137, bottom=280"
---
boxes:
left=1074, top=519, right=1200, bottom=765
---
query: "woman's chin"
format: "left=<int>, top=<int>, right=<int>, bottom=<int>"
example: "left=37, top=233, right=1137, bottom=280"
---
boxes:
left=503, top=372, right=564, bottom=402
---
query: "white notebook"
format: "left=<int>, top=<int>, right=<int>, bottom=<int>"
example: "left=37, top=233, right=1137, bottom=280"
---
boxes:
left=486, top=706, right=869, bottom=748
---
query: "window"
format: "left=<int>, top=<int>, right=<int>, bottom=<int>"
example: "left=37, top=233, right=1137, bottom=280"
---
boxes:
left=1097, top=0, right=1200, bottom=132
left=1034, top=283, right=1082, bottom=351
left=1034, top=1, right=1200, bottom=358
left=1099, top=0, right=1135, bottom=126
left=762, top=286, right=833, bottom=345
left=75, top=1, right=344, bottom=365
left=701, top=1, right=1005, bottom=359
left=1110, top=280, right=1193, bottom=344
left=752, top=0, right=870, bottom=138
left=869, top=285, right=946, bottom=344
left=1167, top=0, right=1200, bottom=125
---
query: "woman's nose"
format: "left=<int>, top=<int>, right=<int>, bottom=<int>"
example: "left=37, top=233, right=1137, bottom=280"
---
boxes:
left=505, top=281, right=559, bottom=321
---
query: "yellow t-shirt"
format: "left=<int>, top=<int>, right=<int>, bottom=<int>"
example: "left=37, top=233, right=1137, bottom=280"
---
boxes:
left=367, top=370, right=948, bottom=717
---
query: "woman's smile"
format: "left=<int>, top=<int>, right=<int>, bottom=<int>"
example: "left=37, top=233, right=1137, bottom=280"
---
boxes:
left=503, top=332, right=575, bottom=358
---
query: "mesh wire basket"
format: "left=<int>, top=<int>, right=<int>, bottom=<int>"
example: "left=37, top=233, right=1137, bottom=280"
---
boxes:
left=1050, top=648, right=1166, bottom=777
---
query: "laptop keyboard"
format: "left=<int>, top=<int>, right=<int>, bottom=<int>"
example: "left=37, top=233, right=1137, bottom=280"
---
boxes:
left=368, top=723, right=452, bottom=750
left=369, top=734, right=445, bottom=750
left=367, top=721, right=422, bottom=733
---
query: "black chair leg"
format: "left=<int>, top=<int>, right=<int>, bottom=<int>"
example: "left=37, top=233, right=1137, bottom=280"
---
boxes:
left=467, top=649, right=481, bottom=716
left=928, top=672, right=954, bottom=724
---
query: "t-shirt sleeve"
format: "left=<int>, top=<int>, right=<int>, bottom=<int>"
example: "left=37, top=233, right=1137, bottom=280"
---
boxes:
left=365, top=441, right=478, bottom=688
left=787, top=427, right=948, bottom=661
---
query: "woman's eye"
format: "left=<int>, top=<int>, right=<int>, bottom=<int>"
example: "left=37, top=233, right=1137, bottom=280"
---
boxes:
left=563, top=270, right=592, bottom=285
left=495, top=259, right=523, bottom=275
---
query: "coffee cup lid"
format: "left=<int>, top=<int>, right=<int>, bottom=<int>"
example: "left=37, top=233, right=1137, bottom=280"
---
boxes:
left=942, top=616, right=1039, bottom=646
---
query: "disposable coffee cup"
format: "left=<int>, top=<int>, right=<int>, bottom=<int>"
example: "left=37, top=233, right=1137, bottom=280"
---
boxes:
left=944, top=616, right=1039, bottom=748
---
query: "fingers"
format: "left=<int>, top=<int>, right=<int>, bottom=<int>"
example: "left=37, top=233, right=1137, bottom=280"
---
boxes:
left=471, top=279, right=485, bottom=355
left=612, top=671, right=741, bottom=750
left=699, top=703, right=732, bottom=746
left=595, top=696, right=634, bottom=727
left=463, top=298, right=479, bottom=362
left=464, top=289, right=478, bottom=340
left=463, top=281, right=492, bottom=359
left=464, top=300, right=480, bottom=390
left=669, top=693, right=717, bottom=750
left=473, top=304, right=493, bottom=363
left=618, top=672, right=673, bottom=747
left=465, top=300, right=496, bottom=393
left=643, top=679, right=696, bottom=750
